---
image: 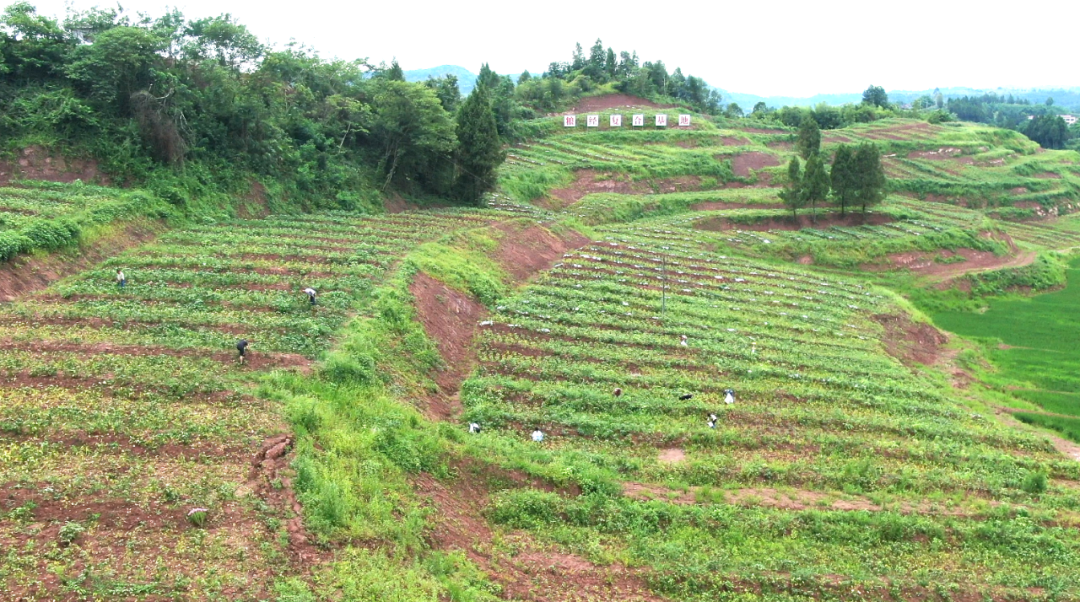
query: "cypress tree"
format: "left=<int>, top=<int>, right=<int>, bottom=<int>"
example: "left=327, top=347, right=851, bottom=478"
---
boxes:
left=830, top=145, right=855, bottom=217
left=779, top=157, right=805, bottom=219
left=801, top=153, right=830, bottom=223
left=853, top=142, right=886, bottom=213
left=454, top=85, right=504, bottom=205
left=796, top=115, right=821, bottom=160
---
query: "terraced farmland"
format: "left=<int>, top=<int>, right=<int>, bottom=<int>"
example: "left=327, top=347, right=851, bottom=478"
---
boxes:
left=0, top=209, right=505, bottom=599
left=0, top=182, right=173, bottom=261
left=459, top=230, right=1080, bottom=599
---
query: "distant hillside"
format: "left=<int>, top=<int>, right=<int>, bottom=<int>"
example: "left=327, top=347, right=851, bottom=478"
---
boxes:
left=404, top=65, right=478, bottom=93
left=722, top=87, right=1080, bottom=110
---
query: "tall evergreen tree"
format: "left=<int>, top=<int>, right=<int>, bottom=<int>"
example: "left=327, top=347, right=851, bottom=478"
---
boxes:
left=454, top=85, right=504, bottom=205
left=779, top=157, right=806, bottom=219
left=795, top=116, right=820, bottom=159
left=830, top=145, right=856, bottom=217
left=853, top=142, right=886, bottom=213
left=800, top=152, right=830, bottom=223
left=385, top=59, right=404, bottom=81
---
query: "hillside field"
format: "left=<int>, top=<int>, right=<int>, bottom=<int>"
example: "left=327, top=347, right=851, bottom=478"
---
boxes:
left=3, top=101, right=1080, bottom=601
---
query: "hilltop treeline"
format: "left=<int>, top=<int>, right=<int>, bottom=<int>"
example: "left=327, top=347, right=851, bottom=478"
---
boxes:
left=748, top=88, right=1078, bottom=150
left=453, top=38, right=722, bottom=126
left=0, top=3, right=502, bottom=211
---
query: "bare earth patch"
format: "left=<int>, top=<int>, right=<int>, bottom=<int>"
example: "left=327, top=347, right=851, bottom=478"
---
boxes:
left=566, top=93, right=673, bottom=113
left=0, top=145, right=110, bottom=186
left=726, top=152, right=781, bottom=177
left=410, top=272, right=486, bottom=417
left=416, top=468, right=663, bottom=601
left=871, top=313, right=948, bottom=367
left=546, top=170, right=714, bottom=208
left=657, top=448, right=686, bottom=464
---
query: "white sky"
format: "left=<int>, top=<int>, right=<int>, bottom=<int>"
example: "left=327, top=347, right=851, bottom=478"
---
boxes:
left=10, top=0, right=1079, bottom=97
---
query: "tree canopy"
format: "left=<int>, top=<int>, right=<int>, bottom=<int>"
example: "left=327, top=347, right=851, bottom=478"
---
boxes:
left=0, top=3, right=506, bottom=211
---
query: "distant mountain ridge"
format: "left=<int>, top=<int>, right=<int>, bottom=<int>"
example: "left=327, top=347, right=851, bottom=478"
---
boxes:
left=406, top=65, right=1080, bottom=109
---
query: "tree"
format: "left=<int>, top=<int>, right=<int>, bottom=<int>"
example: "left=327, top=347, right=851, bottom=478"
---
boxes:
left=830, top=145, right=856, bottom=217
left=779, top=157, right=806, bottom=219
left=454, top=84, right=504, bottom=205
left=476, top=63, right=500, bottom=90
left=1025, top=115, right=1071, bottom=149
left=368, top=80, right=456, bottom=193
left=423, top=75, right=460, bottom=113
left=852, top=142, right=887, bottom=213
left=800, top=152, right=830, bottom=223
left=384, top=59, right=404, bottom=81
left=795, top=115, right=820, bottom=159
left=862, top=85, right=888, bottom=108
left=725, top=103, right=743, bottom=118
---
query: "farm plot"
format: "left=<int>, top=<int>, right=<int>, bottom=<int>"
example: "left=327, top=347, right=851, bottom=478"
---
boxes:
left=0, top=181, right=173, bottom=261
left=0, top=208, right=503, bottom=600
left=460, top=230, right=1080, bottom=598
left=606, top=199, right=1011, bottom=268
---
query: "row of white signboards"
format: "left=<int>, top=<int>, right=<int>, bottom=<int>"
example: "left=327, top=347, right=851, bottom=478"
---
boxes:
left=564, top=114, right=692, bottom=127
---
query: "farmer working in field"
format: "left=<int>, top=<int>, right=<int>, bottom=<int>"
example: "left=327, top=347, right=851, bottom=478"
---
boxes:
left=303, top=287, right=317, bottom=306
left=236, top=339, right=249, bottom=364
left=116, top=268, right=126, bottom=288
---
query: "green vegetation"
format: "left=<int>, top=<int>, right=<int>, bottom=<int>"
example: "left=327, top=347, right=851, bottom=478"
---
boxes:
left=934, top=256, right=1080, bottom=428
left=0, top=180, right=173, bottom=259
left=5, top=6, right=1080, bottom=593
left=0, top=2, right=508, bottom=217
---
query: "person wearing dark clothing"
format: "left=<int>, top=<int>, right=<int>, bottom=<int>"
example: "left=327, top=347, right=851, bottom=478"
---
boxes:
left=236, top=339, right=249, bottom=364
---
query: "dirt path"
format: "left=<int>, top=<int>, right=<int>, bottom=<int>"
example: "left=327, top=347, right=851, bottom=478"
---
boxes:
left=994, top=407, right=1080, bottom=462
left=925, top=251, right=1036, bottom=284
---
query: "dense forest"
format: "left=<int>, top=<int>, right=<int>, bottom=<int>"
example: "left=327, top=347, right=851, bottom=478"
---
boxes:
left=0, top=2, right=504, bottom=212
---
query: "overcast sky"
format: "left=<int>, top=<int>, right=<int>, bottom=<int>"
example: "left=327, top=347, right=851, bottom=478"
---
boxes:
left=11, top=0, right=1079, bottom=97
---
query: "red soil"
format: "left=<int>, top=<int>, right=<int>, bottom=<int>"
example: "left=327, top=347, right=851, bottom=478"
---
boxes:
left=720, top=136, right=751, bottom=146
left=0, top=145, right=110, bottom=186
left=415, top=462, right=661, bottom=602
left=410, top=272, right=486, bottom=418
left=546, top=170, right=716, bottom=208
left=727, top=152, right=781, bottom=177
left=568, top=94, right=673, bottom=113
left=871, top=313, right=948, bottom=367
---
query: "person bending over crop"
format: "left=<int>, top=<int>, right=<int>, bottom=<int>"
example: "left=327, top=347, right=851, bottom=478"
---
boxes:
left=724, top=389, right=736, bottom=405
left=707, top=413, right=718, bottom=429
left=468, top=422, right=481, bottom=434
left=531, top=429, right=544, bottom=442
left=236, top=339, right=249, bottom=364
left=303, top=287, right=317, bottom=306
left=116, top=268, right=126, bottom=288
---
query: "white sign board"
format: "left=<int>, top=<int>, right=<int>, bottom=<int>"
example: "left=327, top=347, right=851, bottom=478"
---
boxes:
left=632, top=114, right=645, bottom=127
left=564, top=115, right=576, bottom=127
left=678, top=114, right=692, bottom=127
left=586, top=114, right=600, bottom=127
left=610, top=114, right=622, bottom=127
left=655, top=114, right=668, bottom=127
